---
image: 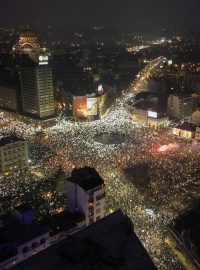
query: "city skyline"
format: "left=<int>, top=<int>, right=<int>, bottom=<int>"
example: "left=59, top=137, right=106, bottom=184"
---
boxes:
left=1, top=4, right=200, bottom=269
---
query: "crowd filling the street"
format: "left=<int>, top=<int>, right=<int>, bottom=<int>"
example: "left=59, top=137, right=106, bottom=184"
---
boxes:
left=1, top=58, right=200, bottom=269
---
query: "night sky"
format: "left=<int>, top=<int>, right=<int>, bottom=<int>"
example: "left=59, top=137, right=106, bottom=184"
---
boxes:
left=1, top=0, right=200, bottom=29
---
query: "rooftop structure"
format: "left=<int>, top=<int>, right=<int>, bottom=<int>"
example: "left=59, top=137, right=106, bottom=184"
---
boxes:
left=175, top=122, right=196, bottom=132
left=13, top=210, right=156, bottom=270
left=167, top=93, right=199, bottom=119
left=0, top=135, right=25, bottom=147
left=68, top=166, right=104, bottom=191
left=173, top=122, right=196, bottom=139
left=0, top=205, right=86, bottom=269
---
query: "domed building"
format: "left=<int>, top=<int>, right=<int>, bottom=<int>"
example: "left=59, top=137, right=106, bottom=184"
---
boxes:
left=13, top=28, right=41, bottom=61
left=192, top=108, right=200, bottom=125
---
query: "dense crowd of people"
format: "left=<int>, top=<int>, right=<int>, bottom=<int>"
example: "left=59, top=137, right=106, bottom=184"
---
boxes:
left=1, top=58, right=199, bottom=269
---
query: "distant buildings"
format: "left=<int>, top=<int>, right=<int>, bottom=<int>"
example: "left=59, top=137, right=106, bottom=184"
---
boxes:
left=130, top=92, right=157, bottom=125
left=10, top=28, right=55, bottom=120
left=72, top=85, right=117, bottom=121
left=98, top=85, right=117, bottom=118
left=195, top=126, right=200, bottom=141
left=0, top=28, right=139, bottom=122
left=148, top=77, right=167, bottom=96
left=130, top=92, right=169, bottom=129
left=167, top=93, right=199, bottom=119
left=0, top=85, right=19, bottom=112
left=66, top=167, right=105, bottom=226
left=0, top=53, right=21, bottom=112
left=185, top=72, right=200, bottom=95
left=191, top=108, right=200, bottom=125
left=0, top=136, right=29, bottom=174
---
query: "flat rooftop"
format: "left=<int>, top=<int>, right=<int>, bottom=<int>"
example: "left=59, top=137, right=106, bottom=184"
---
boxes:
left=176, top=122, right=196, bottom=132
left=0, top=135, right=25, bottom=147
left=67, top=166, right=104, bottom=191
left=134, top=100, right=154, bottom=111
left=1, top=215, right=50, bottom=246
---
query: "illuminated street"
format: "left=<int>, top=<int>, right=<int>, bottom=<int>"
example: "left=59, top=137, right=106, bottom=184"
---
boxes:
left=1, top=57, right=200, bottom=269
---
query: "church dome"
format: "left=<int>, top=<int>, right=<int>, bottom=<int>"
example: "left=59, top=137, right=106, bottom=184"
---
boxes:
left=12, top=28, right=41, bottom=61
left=20, top=29, right=37, bottom=38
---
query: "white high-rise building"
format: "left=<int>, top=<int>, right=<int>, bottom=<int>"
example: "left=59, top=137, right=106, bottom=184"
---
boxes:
left=0, top=136, right=29, bottom=174
left=66, top=167, right=105, bottom=226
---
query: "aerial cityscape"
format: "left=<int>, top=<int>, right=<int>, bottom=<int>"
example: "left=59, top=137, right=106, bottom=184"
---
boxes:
left=1, top=1, right=200, bottom=269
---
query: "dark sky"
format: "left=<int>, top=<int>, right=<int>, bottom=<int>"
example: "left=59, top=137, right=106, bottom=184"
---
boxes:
left=1, top=0, right=200, bottom=29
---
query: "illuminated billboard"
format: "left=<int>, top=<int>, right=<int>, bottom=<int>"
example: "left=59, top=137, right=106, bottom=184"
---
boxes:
left=148, top=111, right=158, bottom=118
left=39, top=54, right=49, bottom=65
left=74, top=96, right=87, bottom=117
left=87, top=97, right=98, bottom=116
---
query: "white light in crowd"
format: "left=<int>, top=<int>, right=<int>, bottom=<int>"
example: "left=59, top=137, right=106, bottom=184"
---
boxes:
left=98, top=84, right=103, bottom=92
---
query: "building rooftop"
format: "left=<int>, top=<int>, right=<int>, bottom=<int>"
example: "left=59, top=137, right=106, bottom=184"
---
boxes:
left=135, top=91, right=157, bottom=101
left=0, top=215, right=50, bottom=249
left=42, top=210, right=85, bottom=237
left=13, top=210, right=156, bottom=270
left=176, top=122, right=196, bottom=132
left=67, top=166, right=104, bottom=191
left=134, top=100, right=154, bottom=111
left=170, top=92, right=198, bottom=99
left=0, top=135, right=25, bottom=147
left=9, top=222, right=50, bottom=246
left=0, top=207, right=85, bottom=265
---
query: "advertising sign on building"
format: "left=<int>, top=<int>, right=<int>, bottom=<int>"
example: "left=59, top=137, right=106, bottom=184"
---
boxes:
left=74, top=96, right=87, bottom=117
left=148, top=111, right=158, bottom=118
left=39, top=54, right=49, bottom=65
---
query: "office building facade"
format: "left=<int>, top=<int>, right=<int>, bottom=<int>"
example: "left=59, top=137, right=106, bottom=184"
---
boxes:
left=0, top=136, right=29, bottom=174
left=0, top=86, right=19, bottom=112
left=167, top=93, right=199, bottom=119
left=20, top=56, right=55, bottom=119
